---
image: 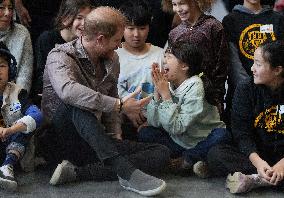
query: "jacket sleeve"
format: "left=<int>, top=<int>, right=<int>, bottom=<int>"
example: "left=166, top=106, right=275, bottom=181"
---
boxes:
left=147, top=98, right=162, bottom=128
left=17, top=89, right=43, bottom=133
left=32, top=32, right=48, bottom=97
left=228, top=42, right=250, bottom=88
left=101, top=55, right=122, bottom=135
left=15, top=29, right=33, bottom=93
left=231, top=80, right=258, bottom=157
left=210, top=23, right=228, bottom=105
left=46, top=50, right=117, bottom=113
left=148, top=82, right=204, bottom=135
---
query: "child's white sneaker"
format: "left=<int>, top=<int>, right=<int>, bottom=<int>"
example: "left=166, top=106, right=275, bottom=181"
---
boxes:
left=226, top=172, right=271, bottom=194
left=193, top=161, right=210, bottom=178
left=0, top=165, right=17, bottom=191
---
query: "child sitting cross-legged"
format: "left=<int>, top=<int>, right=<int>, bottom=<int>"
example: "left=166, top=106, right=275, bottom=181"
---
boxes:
left=0, top=42, right=42, bottom=191
left=207, top=41, right=284, bottom=194
left=138, top=41, right=228, bottom=176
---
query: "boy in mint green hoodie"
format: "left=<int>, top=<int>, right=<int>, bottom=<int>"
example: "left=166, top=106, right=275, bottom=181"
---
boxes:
left=138, top=41, right=228, bottom=177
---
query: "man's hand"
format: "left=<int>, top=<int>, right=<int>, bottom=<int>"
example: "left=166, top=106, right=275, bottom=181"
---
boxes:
left=15, top=0, right=32, bottom=27
left=122, top=88, right=151, bottom=115
left=127, top=111, right=146, bottom=128
left=137, top=121, right=148, bottom=133
left=151, top=63, right=171, bottom=101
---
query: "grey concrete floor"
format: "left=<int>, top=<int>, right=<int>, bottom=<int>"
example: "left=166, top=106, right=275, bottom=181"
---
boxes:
left=0, top=170, right=283, bottom=198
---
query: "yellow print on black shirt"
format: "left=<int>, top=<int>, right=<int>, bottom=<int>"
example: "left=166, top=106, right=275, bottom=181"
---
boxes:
left=254, top=105, right=284, bottom=134
left=239, top=24, right=276, bottom=60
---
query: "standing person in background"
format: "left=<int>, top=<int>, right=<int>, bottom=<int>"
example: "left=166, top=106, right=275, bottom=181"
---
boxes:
left=14, top=0, right=62, bottom=47
left=207, top=41, right=284, bottom=194
left=165, top=0, right=228, bottom=118
left=31, top=0, right=93, bottom=106
left=0, top=0, right=33, bottom=93
left=274, top=0, right=284, bottom=14
left=117, top=0, right=164, bottom=140
left=223, top=0, right=284, bottom=126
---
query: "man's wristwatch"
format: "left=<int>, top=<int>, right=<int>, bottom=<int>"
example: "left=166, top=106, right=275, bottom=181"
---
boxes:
left=117, top=98, right=123, bottom=113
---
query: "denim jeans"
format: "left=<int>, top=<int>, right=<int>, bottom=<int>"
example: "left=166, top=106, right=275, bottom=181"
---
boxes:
left=0, top=132, right=31, bottom=162
left=48, top=103, right=170, bottom=180
left=138, top=126, right=231, bottom=164
left=138, top=126, right=185, bottom=158
left=183, top=128, right=230, bottom=164
left=51, top=103, right=120, bottom=163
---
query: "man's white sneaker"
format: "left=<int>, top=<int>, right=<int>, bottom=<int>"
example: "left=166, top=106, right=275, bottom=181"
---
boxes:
left=50, top=160, right=77, bottom=185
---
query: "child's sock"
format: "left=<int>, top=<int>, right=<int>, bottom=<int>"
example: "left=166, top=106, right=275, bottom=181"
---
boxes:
left=2, top=153, right=18, bottom=167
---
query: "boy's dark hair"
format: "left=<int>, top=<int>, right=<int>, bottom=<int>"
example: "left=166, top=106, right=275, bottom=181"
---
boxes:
left=0, top=41, right=17, bottom=81
left=169, top=41, right=215, bottom=105
left=54, top=0, right=94, bottom=30
left=170, top=41, right=203, bottom=77
left=119, top=0, right=152, bottom=26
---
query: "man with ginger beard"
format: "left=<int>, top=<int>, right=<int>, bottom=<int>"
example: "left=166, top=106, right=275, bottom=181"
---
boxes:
left=41, top=7, right=169, bottom=197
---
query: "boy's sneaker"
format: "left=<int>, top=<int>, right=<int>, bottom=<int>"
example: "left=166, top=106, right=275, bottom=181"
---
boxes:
left=0, top=165, right=17, bottom=191
left=50, top=160, right=77, bottom=185
left=226, top=172, right=271, bottom=194
left=193, top=161, right=210, bottom=178
left=118, top=169, right=166, bottom=196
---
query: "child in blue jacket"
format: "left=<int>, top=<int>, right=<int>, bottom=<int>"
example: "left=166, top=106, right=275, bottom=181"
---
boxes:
left=0, top=42, right=42, bottom=191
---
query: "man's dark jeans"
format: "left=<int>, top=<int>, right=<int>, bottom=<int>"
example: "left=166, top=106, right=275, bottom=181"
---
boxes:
left=46, top=103, right=170, bottom=180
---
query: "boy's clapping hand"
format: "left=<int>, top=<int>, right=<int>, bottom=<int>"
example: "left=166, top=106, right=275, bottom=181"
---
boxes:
left=151, top=63, right=171, bottom=101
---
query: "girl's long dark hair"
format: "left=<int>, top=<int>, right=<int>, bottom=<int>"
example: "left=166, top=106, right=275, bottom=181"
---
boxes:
left=170, top=41, right=215, bottom=105
left=54, top=0, right=94, bottom=30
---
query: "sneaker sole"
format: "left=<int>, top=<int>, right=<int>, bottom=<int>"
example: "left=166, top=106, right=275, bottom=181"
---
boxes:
left=50, top=160, right=69, bottom=185
left=120, top=181, right=166, bottom=197
left=0, top=177, right=17, bottom=191
left=226, top=172, right=245, bottom=194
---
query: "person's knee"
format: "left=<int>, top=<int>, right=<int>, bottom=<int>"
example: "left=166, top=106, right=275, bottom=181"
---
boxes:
left=155, top=144, right=170, bottom=164
left=207, top=144, right=225, bottom=169
left=138, top=127, right=156, bottom=142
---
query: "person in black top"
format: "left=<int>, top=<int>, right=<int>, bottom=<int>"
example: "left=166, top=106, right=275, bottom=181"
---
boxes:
left=223, top=0, right=284, bottom=126
left=15, top=0, right=62, bottom=47
left=31, top=0, right=93, bottom=106
left=207, top=41, right=284, bottom=194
